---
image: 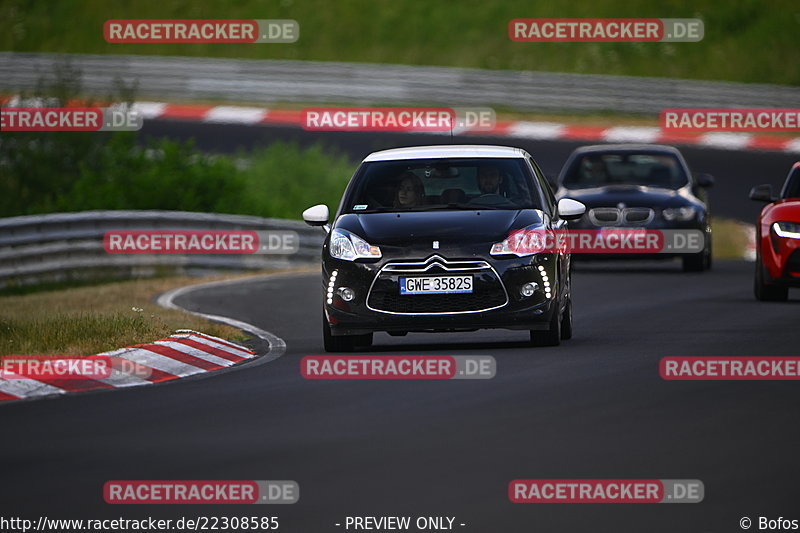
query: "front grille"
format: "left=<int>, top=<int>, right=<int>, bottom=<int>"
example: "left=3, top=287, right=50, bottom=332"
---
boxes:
left=382, top=258, right=490, bottom=272
left=369, top=290, right=507, bottom=314
left=367, top=255, right=508, bottom=314
left=588, top=207, right=654, bottom=226
left=588, top=208, right=620, bottom=225
left=623, top=207, right=655, bottom=224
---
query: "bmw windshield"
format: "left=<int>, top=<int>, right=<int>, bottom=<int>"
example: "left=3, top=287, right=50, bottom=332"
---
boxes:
left=343, top=158, right=543, bottom=213
left=562, top=152, right=689, bottom=190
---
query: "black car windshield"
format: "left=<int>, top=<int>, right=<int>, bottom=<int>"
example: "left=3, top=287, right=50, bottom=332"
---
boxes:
left=344, top=158, right=541, bottom=213
left=562, top=152, right=689, bottom=190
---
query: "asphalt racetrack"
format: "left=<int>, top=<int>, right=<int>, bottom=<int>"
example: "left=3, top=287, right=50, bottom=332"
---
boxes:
left=1, top=124, right=799, bottom=532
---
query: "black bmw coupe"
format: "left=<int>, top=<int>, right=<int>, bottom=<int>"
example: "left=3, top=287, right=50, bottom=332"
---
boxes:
left=303, top=145, right=586, bottom=351
left=556, top=144, right=714, bottom=272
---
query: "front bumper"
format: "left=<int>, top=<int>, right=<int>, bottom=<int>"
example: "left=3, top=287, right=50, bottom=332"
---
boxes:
left=323, top=252, right=560, bottom=336
left=569, top=216, right=708, bottom=261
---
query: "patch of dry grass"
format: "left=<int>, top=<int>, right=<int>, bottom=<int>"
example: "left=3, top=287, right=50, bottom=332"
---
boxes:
left=0, top=271, right=309, bottom=357
left=712, top=218, right=754, bottom=260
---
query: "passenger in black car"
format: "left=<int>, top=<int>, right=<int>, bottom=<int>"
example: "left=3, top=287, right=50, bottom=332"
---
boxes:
left=393, top=171, right=425, bottom=207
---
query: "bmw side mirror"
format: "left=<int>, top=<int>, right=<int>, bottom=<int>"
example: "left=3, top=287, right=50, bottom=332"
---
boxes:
left=303, top=204, right=330, bottom=228
left=557, top=198, right=586, bottom=220
left=749, top=184, right=776, bottom=203
left=695, top=173, right=715, bottom=188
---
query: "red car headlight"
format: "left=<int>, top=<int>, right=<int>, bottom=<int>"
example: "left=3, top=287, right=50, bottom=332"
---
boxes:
left=772, top=222, right=800, bottom=239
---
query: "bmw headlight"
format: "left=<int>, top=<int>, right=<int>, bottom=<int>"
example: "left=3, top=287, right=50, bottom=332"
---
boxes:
left=329, top=229, right=382, bottom=260
left=773, top=222, right=800, bottom=239
left=662, top=206, right=697, bottom=221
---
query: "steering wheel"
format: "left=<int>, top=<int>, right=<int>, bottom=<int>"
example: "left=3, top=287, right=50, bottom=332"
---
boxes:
left=468, top=193, right=515, bottom=207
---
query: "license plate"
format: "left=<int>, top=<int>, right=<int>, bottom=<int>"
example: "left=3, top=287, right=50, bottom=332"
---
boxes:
left=399, top=275, right=473, bottom=295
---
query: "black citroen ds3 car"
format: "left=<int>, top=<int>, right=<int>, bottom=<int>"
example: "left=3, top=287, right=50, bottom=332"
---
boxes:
left=556, top=144, right=714, bottom=272
left=302, top=145, right=586, bottom=352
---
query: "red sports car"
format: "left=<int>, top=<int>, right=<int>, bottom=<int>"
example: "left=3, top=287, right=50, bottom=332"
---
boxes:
left=750, top=162, right=800, bottom=301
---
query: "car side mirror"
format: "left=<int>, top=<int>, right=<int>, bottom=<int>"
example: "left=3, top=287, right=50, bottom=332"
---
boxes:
left=695, top=173, right=715, bottom=188
left=302, top=204, right=330, bottom=227
left=557, top=198, right=586, bottom=220
left=749, top=184, right=776, bottom=203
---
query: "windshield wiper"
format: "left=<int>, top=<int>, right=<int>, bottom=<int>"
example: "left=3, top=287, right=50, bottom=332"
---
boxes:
left=444, top=203, right=507, bottom=210
left=350, top=207, right=393, bottom=213
left=350, top=203, right=515, bottom=214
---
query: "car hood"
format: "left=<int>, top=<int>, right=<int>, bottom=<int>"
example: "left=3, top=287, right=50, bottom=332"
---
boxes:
left=335, top=209, right=545, bottom=246
left=559, top=185, right=696, bottom=208
left=762, top=199, right=800, bottom=223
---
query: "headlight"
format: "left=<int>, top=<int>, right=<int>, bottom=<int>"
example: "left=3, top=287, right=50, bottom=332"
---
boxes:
left=773, top=222, right=800, bottom=239
left=662, top=206, right=697, bottom=221
left=490, top=225, right=549, bottom=257
left=329, top=229, right=382, bottom=260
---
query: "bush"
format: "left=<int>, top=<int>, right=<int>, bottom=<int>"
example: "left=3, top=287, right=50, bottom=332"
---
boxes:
left=219, top=142, right=356, bottom=219
left=0, top=132, right=248, bottom=215
left=0, top=131, right=355, bottom=218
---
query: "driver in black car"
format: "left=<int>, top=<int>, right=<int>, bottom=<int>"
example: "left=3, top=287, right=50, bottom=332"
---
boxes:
left=477, top=165, right=504, bottom=195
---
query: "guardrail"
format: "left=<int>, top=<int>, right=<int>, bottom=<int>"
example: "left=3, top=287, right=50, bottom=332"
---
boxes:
left=0, top=211, right=324, bottom=288
left=2, top=52, right=799, bottom=114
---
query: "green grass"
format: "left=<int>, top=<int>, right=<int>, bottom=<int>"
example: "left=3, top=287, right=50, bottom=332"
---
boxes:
left=1, top=0, right=798, bottom=85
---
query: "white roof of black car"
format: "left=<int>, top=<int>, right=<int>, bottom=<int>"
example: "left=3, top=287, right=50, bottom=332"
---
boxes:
left=363, top=145, right=529, bottom=162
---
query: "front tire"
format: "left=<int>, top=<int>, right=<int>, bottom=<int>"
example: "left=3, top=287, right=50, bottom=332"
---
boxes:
left=530, top=302, right=561, bottom=347
left=682, top=250, right=710, bottom=272
left=322, top=310, right=373, bottom=352
left=560, top=299, right=573, bottom=340
left=682, top=234, right=712, bottom=272
left=754, top=260, right=788, bottom=302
